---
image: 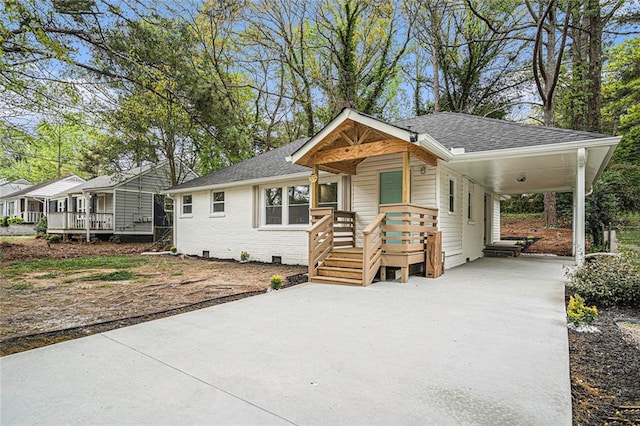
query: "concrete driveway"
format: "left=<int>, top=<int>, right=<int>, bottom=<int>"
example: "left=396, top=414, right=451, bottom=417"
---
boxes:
left=1, top=257, right=572, bottom=425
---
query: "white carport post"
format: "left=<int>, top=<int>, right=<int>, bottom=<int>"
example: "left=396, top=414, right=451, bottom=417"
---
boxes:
left=574, top=148, right=586, bottom=266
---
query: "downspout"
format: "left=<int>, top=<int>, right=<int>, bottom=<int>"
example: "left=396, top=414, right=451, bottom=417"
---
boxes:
left=575, top=148, right=587, bottom=266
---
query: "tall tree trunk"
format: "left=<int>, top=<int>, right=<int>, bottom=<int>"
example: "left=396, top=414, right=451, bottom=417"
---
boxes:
left=586, top=0, right=602, bottom=132
left=543, top=192, right=557, bottom=227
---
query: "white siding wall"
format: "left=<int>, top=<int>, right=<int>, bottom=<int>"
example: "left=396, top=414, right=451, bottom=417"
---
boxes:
left=351, top=154, right=437, bottom=246
left=436, top=163, right=491, bottom=268
left=461, top=179, right=485, bottom=263
left=438, top=163, right=464, bottom=268
left=175, top=176, right=338, bottom=265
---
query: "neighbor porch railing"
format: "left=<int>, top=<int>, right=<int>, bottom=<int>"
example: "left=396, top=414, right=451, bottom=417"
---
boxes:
left=47, top=212, right=114, bottom=231
left=20, top=211, right=43, bottom=223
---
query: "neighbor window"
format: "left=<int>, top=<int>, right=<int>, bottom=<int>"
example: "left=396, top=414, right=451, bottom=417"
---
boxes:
left=182, top=194, right=193, bottom=215
left=288, top=185, right=309, bottom=224
left=211, top=191, right=225, bottom=213
left=265, top=187, right=282, bottom=224
left=468, top=191, right=473, bottom=220
left=319, top=182, right=338, bottom=210
left=448, top=179, right=455, bottom=213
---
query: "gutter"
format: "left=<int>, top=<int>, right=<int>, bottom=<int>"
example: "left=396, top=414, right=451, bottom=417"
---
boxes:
left=163, top=171, right=331, bottom=195
left=448, top=137, right=620, bottom=163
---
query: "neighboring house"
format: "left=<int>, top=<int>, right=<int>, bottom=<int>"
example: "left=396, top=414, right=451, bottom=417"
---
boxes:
left=48, top=161, right=197, bottom=242
left=166, top=108, right=619, bottom=285
left=1, top=175, right=85, bottom=223
left=0, top=178, right=32, bottom=217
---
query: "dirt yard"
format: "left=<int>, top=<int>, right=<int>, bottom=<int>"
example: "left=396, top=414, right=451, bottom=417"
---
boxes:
left=0, top=238, right=306, bottom=354
left=501, top=214, right=574, bottom=255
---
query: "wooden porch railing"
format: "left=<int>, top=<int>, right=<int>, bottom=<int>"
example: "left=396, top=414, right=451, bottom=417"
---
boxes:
left=47, top=212, right=114, bottom=231
left=362, top=213, right=385, bottom=286
left=310, top=208, right=355, bottom=248
left=379, top=203, right=439, bottom=282
left=379, top=203, right=438, bottom=252
left=307, top=213, right=334, bottom=281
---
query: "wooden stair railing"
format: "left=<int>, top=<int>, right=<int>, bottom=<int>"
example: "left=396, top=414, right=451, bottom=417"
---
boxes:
left=307, top=213, right=334, bottom=282
left=362, top=213, right=385, bottom=286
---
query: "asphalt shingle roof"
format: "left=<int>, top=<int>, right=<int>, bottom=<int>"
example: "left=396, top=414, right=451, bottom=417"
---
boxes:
left=393, top=112, right=611, bottom=153
left=169, top=111, right=613, bottom=191
left=168, top=138, right=310, bottom=191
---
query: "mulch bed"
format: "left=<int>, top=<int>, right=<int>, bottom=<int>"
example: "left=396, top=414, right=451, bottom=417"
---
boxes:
left=567, top=296, right=640, bottom=425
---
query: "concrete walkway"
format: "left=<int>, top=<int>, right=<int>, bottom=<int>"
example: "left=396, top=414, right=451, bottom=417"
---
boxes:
left=1, top=257, right=572, bottom=425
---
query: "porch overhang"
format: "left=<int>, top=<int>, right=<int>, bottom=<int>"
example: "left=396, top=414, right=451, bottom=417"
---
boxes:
left=288, top=108, right=443, bottom=175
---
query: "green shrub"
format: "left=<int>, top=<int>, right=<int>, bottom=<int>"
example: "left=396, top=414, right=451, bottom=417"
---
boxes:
left=270, top=274, right=283, bottom=290
left=35, top=216, right=48, bottom=237
left=0, top=217, right=8, bottom=227
left=566, top=253, right=640, bottom=307
left=108, top=235, right=120, bottom=243
left=47, top=234, right=62, bottom=244
left=7, top=217, right=24, bottom=225
left=567, top=294, right=598, bottom=326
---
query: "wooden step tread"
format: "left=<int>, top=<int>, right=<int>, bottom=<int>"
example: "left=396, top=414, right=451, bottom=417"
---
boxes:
left=318, top=266, right=363, bottom=273
left=317, top=266, right=363, bottom=279
left=310, top=276, right=363, bottom=286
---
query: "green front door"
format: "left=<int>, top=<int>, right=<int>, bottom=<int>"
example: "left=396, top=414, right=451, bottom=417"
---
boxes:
left=380, top=171, right=405, bottom=245
left=379, top=170, right=404, bottom=204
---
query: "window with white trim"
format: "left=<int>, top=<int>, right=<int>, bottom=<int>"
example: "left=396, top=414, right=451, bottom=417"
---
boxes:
left=288, top=185, right=309, bottom=224
left=211, top=191, right=225, bottom=213
left=448, top=179, right=455, bottom=213
left=265, top=187, right=282, bottom=225
left=182, top=194, right=192, bottom=215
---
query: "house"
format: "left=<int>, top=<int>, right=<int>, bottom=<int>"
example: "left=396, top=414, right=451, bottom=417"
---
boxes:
left=0, top=178, right=32, bottom=217
left=47, top=161, right=197, bottom=242
left=165, top=108, right=619, bottom=285
left=0, top=175, right=85, bottom=223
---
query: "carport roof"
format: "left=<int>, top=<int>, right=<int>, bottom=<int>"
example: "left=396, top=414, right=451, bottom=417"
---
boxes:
left=393, top=112, right=611, bottom=153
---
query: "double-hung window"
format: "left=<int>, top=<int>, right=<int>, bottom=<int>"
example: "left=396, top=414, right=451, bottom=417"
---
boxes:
left=265, top=188, right=283, bottom=225
left=182, top=194, right=193, bottom=215
left=288, top=185, right=310, bottom=224
left=211, top=191, right=225, bottom=213
left=264, top=182, right=338, bottom=226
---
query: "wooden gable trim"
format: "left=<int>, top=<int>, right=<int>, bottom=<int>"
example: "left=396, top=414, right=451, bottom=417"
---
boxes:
left=310, top=139, right=438, bottom=167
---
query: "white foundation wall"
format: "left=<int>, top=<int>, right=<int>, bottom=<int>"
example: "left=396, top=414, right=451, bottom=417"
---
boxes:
left=175, top=184, right=309, bottom=265
left=351, top=154, right=437, bottom=247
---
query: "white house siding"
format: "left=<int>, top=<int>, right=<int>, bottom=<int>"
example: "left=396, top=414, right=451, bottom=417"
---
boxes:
left=175, top=176, right=339, bottom=265
left=437, top=163, right=465, bottom=268
left=351, top=154, right=437, bottom=247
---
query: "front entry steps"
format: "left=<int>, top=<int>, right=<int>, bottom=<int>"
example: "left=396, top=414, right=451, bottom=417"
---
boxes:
left=313, top=248, right=365, bottom=286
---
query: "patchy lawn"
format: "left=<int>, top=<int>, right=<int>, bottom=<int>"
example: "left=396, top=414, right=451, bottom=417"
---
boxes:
left=0, top=237, right=306, bottom=355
